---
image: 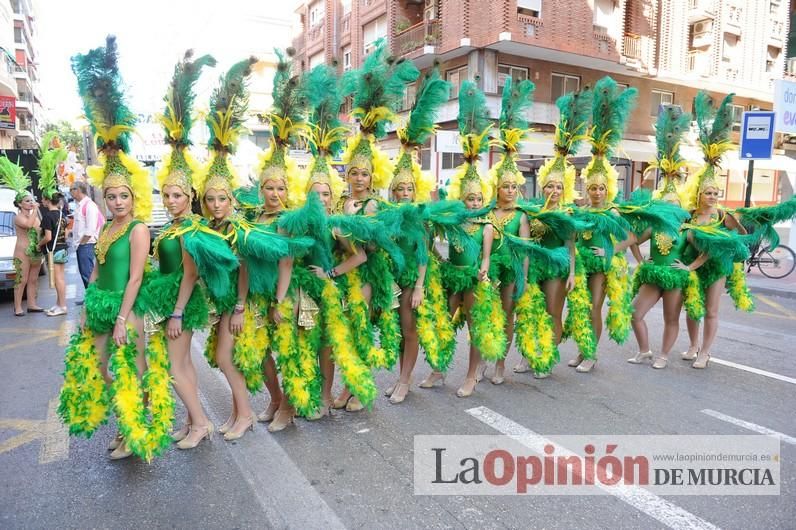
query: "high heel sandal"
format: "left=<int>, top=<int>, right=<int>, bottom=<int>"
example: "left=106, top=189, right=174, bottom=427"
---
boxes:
left=692, top=351, right=711, bottom=369
left=306, top=402, right=332, bottom=421
left=627, top=351, right=653, bottom=364
left=512, top=359, right=530, bottom=373
left=567, top=355, right=584, bottom=368
left=257, top=402, right=279, bottom=422
left=108, top=432, right=124, bottom=451
left=388, top=383, right=411, bottom=404
left=383, top=382, right=397, bottom=398
left=681, top=348, right=699, bottom=361
left=109, top=440, right=133, bottom=460
left=575, top=358, right=596, bottom=373
left=651, top=356, right=668, bottom=369
left=346, top=396, right=364, bottom=412
left=176, top=423, right=214, bottom=450
left=223, top=415, right=256, bottom=441
left=267, top=410, right=295, bottom=432
left=419, top=371, right=445, bottom=389
left=218, top=417, right=236, bottom=435
left=456, top=377, right=478, bottom=398
left=171, top=423, right=191, bottom=442
left=491, top=364, right=505, bottom=385
left=475, top=362, right=487, bottom=383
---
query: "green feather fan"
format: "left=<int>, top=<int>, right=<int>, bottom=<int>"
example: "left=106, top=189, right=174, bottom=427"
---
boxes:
left=271, top=48, right=306, bottom=145
left=71, top=35, right=136, bottom=153
left=735, top=196, right=796, bottom=248
left=694, top=91, right=735, bottom=147
left=402, top=67, right=450, bottom=147
left=342, top=38, right=419, bottom=137
left=498, top=77, right=535, bottom=136
left=590, top=76, right=638, bottom=157
left=38, top=136, right=67, bottom=200
left=207, top=57, right=257, bottom=153
left=0, top=156, right=31, bottom=202
left=457, top=80, right=491, bottom=142
left=654, top=106, right=691, bottom=165
left=554, top=89, right=592, bottom=155
left=162, top=50, right=216, bottom=147
left=301, top=63, right=345, bottom=156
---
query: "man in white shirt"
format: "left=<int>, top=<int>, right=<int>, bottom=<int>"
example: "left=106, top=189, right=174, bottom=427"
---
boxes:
left=69, top=181, right=103, bottom=290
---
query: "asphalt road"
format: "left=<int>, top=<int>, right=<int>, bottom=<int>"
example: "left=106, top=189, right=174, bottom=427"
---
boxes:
left=1, top=257, right=794, bottom=529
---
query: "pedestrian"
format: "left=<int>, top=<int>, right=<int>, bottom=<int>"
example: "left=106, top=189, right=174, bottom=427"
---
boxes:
left=0, top=156, right=45, bottom=315
left=70, top=181, right=104, bottom=294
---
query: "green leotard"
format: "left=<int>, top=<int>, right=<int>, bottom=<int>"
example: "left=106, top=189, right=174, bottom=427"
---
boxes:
left=442, top=221, right=485, bottom=294
left=633, top=230, right=689, bottom=292
left=488, top=209, right=523, bottom=285
left=85, top=220, right=144, bottom=334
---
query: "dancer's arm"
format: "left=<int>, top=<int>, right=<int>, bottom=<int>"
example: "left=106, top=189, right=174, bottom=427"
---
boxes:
left=114, top=223, right=148, bottom=345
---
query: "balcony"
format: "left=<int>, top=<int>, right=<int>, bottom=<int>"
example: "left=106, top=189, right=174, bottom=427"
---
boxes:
left=688, top=0, right=715, bottom=24
left=306, top=20, right=325, bottom=52
left=340, top=12, right=351, bottom=41
left=393, top=20, right=439, bottom=57
left=623, top=34, right=641, bottom=60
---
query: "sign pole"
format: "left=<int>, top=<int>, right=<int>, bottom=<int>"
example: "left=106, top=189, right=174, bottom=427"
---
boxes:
left=743, top=159, right=754, bottom=208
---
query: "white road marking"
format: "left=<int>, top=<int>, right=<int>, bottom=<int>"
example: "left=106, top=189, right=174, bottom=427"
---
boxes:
left=39, top=397, right=69, bottom=464
left=708, top=358, right=796, bottom=386
left=191, top=335, right=346, bottom=530
left=466, top=406, right=719, bottom=530
left=701, top=409, right=796, bottom=446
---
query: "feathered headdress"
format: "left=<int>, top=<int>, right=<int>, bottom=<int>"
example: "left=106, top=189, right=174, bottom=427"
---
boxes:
left=202, top=56, right=257, bottom=198
left=390, top=67, right=449, bottom=203
left=157, top=50, right=216, bottom=199
left=446, top=80, right=493, bottom=203
left=72, top=35, right=151, bottom=220
left=0, top=156, right=31, bottom=204
left=489, top=77, right=535, bottom=188
left=341, top=39, right=419, bottom=191
left=295, top=63, right=347, bottom=207
left=682, top=91, right=735, bottom=210
left=648, top=105, right=692, bottom=204
left=581, top=76, right=637, bottom=203
left=255, top=48, right=305, bottom=206
left=537, top=89, right=592, bottom=206
left=37, top=131, right=67, bottom=200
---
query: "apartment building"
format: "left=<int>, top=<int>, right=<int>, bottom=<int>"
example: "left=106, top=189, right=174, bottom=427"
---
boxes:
left=292, top=0, right=791, bottom=206
left=9, top=0, right=40, bottom=149
left=0, top=0, right=17, bottom=149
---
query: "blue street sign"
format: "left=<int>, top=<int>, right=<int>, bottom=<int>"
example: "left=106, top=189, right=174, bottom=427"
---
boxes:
left=740, top=111, right=775, bottom=160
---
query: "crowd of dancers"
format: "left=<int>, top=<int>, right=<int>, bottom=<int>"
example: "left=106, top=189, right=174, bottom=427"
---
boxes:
left=4, top=36, right=794, bottom=461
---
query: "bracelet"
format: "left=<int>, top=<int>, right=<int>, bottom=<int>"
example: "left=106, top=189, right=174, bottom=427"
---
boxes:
left=414, top=284, right=424, bottom=289
left=116, top=314, right=126, bottom=323
left=170, top=314, right=183, bottom=320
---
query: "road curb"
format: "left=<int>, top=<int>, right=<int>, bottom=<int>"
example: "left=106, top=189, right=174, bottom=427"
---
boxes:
left=748, top=284, right=796, bottom=300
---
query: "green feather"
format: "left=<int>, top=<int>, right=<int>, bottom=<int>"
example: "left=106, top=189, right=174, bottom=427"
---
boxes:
left=457, top=80, right=491, bottom=144
left=617, top=189, right=690, bottom=237
left=301, top=64, right=345, bottom=156
left=555, top=89, right=592, bottom=155
left=694, top=91, right=735, bottom=147
left=71, top=35, right=136, bottom=153
left=0, top=156, right=31, bottom=201
left=591, top=76, right=638, bottom=157
left=342, top=39, right=419, bottom=137
left=180, top=218, right=239, bottom=299
left=271, top=48, right=306, bottom=144
left=163, top=50, right=216, bottom=146
left=735, top=197, right=796, bottom=248
left=402, top=67, right=450, bottom=147
left=207, top=57, right=257, bottom=152
left=37, top=137, right=68, bottom=199
left=499, top=77, right=535, bottom=133
left=654, top=106, right=691, bottom=164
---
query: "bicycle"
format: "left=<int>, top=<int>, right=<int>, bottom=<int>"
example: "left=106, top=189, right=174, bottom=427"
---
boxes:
left=746, top=241, right=796, bottom=279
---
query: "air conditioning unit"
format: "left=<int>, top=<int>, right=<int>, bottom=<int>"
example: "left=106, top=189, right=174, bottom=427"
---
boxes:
left=693, top=20, right=712, bottom=36
left=425, top=6, right=436, bottom=20
left=788, top=57, right=796, bottom=74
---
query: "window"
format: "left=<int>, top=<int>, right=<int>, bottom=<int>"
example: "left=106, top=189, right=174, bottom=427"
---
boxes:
left=403, top=83, right=416, bottom=111
left=363, top=16, right=387, bottom=56
left=517, top=0, right=541, bottom=18
left=342, top=46, right=352, bottom=71
left=650, top=90, right=674, bottom=116
left=767, top=46, right=781, bottom=73
left=497, top=64, right=529, bottom=92
left=593, top=0, right=615, bottom=33
left=730, top=104, right=744, bottom=132
left=309, top=52, right=325, bottom=69
left=722, top=33, right=739, bottom=62
left=341, top=95, right=353, bottom=115
left=446, top=66, right=469, bottom=99
left=770, top=0, right=780, bottom=14
left=551, top=73, right=580, bottom=101
left=309, top=1, right=325, bottom=27
left=420, top=148, right=431, bottom=171
left=341, top=0, right=351, bottom=15
left=616, top=82, right=630, bottom=90
left=14, top=27, right=23, bottom=44
left=441, top=152, right=465, bottom=170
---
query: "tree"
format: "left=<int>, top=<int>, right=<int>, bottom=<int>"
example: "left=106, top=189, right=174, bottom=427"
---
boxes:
left=42, top=120, right=85, bottom=162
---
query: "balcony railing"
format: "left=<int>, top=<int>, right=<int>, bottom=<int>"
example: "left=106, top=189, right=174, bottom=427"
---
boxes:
left=341, top=12, right=350, bottom=35
left=517, top=13, right=542, bottom=38
left=623, top=34, right=641, bottom=59
left=307, top=20, right=325, bottom=45
left=393, top=20, right=440, bottom=56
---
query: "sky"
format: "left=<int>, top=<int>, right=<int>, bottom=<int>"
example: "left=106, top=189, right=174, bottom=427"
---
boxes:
left=35, top=0, right=299, bottom=124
